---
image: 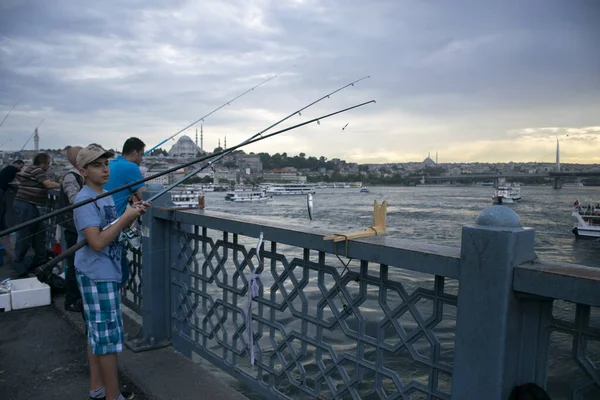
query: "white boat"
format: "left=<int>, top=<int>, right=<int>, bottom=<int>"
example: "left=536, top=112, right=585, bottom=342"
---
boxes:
left=492, top=180, right=521, bottom=204
left=265, top=184, right=316, bottom=196
left=224, top=191, right=271, bottom=202
left=572, top=201, right=600, bottom=238
left=564, top=182, right=585, bottom=187
left=360, top=187, right=370, bottom=193
left=172, top=189, right=203, bottom=208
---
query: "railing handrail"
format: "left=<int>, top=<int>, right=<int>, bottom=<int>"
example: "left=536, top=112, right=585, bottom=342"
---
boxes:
left=514, top=259, right=600, bottom=307
left=154, top=207, right=462, bottom=279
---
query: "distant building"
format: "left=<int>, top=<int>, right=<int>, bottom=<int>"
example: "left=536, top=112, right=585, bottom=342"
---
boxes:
left=263, top=169, right=307, bottom=182
left=422, top=153, right=436, bottom=168
left=145, top=165, right=173, bottom=185
left=168, top=135, right=204, bottom=159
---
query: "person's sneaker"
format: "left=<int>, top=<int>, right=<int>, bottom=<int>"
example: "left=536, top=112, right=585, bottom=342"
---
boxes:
left=90, top=392, right=135, bottom=400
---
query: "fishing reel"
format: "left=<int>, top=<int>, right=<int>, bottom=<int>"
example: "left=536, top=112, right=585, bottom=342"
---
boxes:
left=120, top=218, right=142, bottom=249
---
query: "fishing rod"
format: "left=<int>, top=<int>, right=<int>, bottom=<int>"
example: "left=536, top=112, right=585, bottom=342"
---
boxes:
left=1, top=76, right=371, bottom=238
left=20, top=119, right=44, bottom=151
left=33, top=100, right=376, bottom=285
left=171, top=75, right=372, bottom=189
left=0, top=103, right=17, bottom=130
left=143, top=73, right=280, bottom=156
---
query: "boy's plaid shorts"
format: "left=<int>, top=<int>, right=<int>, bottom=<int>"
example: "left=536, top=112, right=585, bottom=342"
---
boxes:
left=76, top=271, right=124, bottom=355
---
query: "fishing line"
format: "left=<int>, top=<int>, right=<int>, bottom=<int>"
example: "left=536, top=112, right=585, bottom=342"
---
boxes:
left=143, top=72, right=281, bottom=156
left=0, top=102, right=17, bottom=130
left=0, top=76, right=371, bottom=239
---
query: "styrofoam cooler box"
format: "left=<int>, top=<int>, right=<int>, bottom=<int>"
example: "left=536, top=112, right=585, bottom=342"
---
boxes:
left=10, top=277, right=51, bottom=310
left=0, top=292, right=10, bottom=311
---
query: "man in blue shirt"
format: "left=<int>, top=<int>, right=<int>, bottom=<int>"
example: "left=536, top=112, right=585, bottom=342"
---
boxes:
left=104, top=137, right=146, bottom=215
left=104, top=138, right=146, bottom=286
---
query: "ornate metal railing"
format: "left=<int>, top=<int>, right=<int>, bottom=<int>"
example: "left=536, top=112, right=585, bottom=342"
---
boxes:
left=122, top=241, right=143, bottom=315
left=147, top=207, right=461, bottom=399
left=513, top=262, right=600, bottom=399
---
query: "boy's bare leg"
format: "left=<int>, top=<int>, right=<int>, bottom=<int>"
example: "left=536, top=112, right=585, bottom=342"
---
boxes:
left=88, top=345, right=104, bottom=391
left=97, top=353, right=120, bottom=399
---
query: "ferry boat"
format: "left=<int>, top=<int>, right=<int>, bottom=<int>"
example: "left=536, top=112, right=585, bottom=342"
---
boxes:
left=171, top=189, right=203, bottom=208
left=492, top=179, right=521, bottom=204
left=572, top=200, right=600, bottom=238
left=224, top=191, right=271, bottom=202
left=265, top=184, right=316, bottom=196
left=493, top=186, right=521, bottom=204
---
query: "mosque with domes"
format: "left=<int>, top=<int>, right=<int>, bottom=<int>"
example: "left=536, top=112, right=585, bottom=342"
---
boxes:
left=168, top=135, right=205, bottom=159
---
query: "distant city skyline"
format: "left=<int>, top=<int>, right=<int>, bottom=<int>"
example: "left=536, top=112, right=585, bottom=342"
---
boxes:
left=2, top=134, right=597, bottom=167
left=0, top=1, right=598, bottom=164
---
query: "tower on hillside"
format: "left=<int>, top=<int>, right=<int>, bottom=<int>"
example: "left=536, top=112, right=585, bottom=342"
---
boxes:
left=556, top=138, right=560, bottom=172
left=218, top=138, right=221, bottom=148
left=34, top=128, right=39, bottom=152
left=195, top=128, right=198, bottom=146
left=224, top=136, right=227, bottom=150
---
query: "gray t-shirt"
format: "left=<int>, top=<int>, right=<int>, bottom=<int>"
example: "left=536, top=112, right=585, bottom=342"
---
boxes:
left=73, top=185, right=122, bottom=282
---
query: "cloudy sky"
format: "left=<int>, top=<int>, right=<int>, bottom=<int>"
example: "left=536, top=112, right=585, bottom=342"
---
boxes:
left=0, top=0, right=599, bottom=163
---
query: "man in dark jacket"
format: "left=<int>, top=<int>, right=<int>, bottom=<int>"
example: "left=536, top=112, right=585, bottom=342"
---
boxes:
left=13, top=153, right=60, bottom=277
left=59, top=147, right=84, bottom=312
left=0, top=159, right=24, bottom=230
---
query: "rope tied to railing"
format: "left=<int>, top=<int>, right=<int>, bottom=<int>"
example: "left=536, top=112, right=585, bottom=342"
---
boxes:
left=246, top=231, right=263, bottom=366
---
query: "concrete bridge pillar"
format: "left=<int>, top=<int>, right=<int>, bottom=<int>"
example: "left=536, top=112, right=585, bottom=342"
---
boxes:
left=553, top=177, right=562, bottom=189
left=452, top=206, right=538, bottom=399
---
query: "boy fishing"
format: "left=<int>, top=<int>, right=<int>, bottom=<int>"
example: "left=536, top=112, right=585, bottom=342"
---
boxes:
left=73, top=145, right=150, bottom=400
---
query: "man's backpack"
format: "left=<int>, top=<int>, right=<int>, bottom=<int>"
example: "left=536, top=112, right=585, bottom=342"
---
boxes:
left=58, top=171, right=84, bottom=232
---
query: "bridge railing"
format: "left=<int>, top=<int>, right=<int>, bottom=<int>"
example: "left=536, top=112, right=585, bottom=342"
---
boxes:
left=132, top=188, right=599, bottom=399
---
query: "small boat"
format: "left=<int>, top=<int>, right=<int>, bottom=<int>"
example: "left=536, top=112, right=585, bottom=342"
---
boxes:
left=224, top=191, right=271, bottom=202
left=572, top=200, right=600, bottom=238
left=492, top=185, right=521, bottom=204
left=360, top=187, right=369, bottom=193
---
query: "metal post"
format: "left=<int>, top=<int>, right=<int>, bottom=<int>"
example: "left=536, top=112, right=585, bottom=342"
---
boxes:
left=126, top=184, right=173, bottom=352
left=452, top=206, right=537, bottom=399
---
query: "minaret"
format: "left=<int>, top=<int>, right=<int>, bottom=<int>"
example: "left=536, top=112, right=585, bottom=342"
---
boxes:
left=218, top=138, right=221, bottom=148
left=556, top=138, right=560, bottom=172
left=34, top=128, right=39, bottom=152
left=195, top=128, right=198, bottom=146
left=436, top=151, right=438, bottom=164
left=224, top=136, right=227, bottom=150
left=200, top=124, right=204, bottom=152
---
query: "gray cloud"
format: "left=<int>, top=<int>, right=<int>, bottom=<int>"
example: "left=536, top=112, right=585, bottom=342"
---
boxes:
left=0, top=0, right=598, bottom=162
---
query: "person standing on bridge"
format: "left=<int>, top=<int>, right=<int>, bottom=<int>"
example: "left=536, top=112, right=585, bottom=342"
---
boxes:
left=58, top=146, right=84, bottom=312
left=13, top=153, right=60, bottom=277
left=73, top=145, right=148, bottom=400
left=104, top=137, right=146, bottom=286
